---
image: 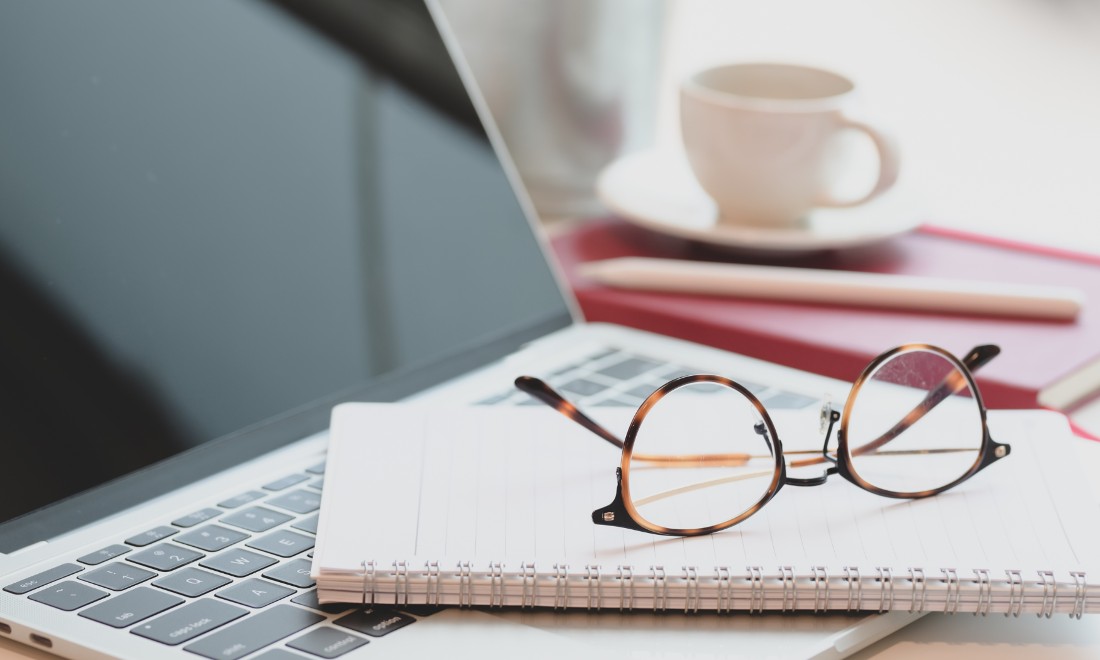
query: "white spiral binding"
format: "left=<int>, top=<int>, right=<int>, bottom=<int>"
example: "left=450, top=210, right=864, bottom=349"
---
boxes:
left=552, top=564, right=568, bottom=610
left=488, top=562, right=504, bottom=608
left=425, top=561, right=440, bottom=606
left=1038, top=570, right=1057, bottom=618
left=941, top=568, right=960, bottom=615
left=974, top=569, right=991, bottom=617
left=812, top=567, right=829, bottom=613
left=1070, top=572, right=1087, bottom=620
left=585, top=565, right=601, bottom=611
left=361, top=560, right=376, bottom=605
left=715, top=567, right=732, bottom=614
left=684, top=566, right=700, bottom=614
left=843, top=567, right=861, bottom=612
left=876, top=567, right=894, bottom=614
left=748, top=566, right=764, bottom=614
left=618, top=566, right=635, bottom=611
left=457, top=561, right=472, bottom=608
left=779, top=566, right=796, bottom=613
left=651, top=566, right=668, bottom=612
left=908, top=568, right=926, bottom=614
left=520, top=563, right=536, bottom=609
left=1005, top=569, right=1023, bottom=618
left=393, top=561, right=409, bottom=606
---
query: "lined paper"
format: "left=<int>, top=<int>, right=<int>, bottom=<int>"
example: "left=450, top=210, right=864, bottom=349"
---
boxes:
left=314, top=404, right=1100, bottom=609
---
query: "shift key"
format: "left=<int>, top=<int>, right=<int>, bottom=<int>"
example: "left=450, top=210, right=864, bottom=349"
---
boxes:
left=183, top=604, right=324, bottom=660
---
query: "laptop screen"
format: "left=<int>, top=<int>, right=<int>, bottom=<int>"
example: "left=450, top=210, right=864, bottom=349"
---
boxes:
left=0, top=0, right=573, bottom=549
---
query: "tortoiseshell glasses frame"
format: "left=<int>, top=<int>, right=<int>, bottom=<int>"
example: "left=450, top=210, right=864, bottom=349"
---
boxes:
left=515, top=343, right=1011, bottom=537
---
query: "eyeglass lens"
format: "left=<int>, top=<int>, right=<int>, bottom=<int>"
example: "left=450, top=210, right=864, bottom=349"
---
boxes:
left=627, top=380, right=777, bottom=532
left=843, top=347, right=984, bottom=495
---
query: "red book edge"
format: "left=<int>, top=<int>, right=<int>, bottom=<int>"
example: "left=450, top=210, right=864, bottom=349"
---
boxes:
left=553, top=219, right=1100, bottom=434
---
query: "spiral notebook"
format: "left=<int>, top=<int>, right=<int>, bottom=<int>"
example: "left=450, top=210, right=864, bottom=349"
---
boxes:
left=313, top=403, right=1100, bottom=616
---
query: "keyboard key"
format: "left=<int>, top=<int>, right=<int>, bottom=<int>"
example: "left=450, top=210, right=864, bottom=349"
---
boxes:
left=558, top=377, right=609, bottom=397
left=182, top=604, right=325, bottom=660
left=131, top=598, right=246, bottom=646
left=153, top=567, right=231, bottom=597
left=79, top=586, right=182, bottom=628
left=307, top=478, right=324, bottom=491
left=218, top=490, right=266, bottom=509
left=77, top=544, right=131, bottom=566
left=172, top=507, right=223, bottom=528
left=4, top=563, right=83, bottom=595
left=28, top=580, right=107, bottom=611
left=128, top=543, right=204, bottom=571
left=287, top=626, right=369, bottom=657
left=262, top=558, right=315, bottom=588
left=200, top=548, right=278, bottom=578
left=216, top=578, right=294, bottom=608
left=221, top=506, right=293, bottom=533
left=125, top=526, right=178, bottom=547
left=266, top=490, right=321, bottom=515
left=252, top=651, right=306, bottom=660
left=334, top=607, right=416, bottom=637
left=291, top=514, right=319, bottom=535
left=247, top=529, right=314, bottom=558
left=263, top=473, right=310, bottom=491
left=79, top=562, right=156, bottom=591
left=175, top=524, right=250, bottom=552
left=305, top=462, right=326, bottom=475
left=597, top=356, right=662, bottom=380
left=624, top=383, right=659, bottom=399
left=585, top=347, right=620, bottom=362
left=290, top=589, right=348, bottom=614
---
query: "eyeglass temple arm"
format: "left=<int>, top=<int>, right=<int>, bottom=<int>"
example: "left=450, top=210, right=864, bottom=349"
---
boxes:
left=847, top=344, right=1000, bottom=458
left=514, top=376, right=625, bottom=449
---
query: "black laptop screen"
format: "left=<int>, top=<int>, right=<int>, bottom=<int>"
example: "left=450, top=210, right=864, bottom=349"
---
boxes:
left=0, top=0, right=572, bottom=544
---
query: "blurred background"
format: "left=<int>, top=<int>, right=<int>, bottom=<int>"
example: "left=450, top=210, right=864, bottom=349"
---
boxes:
left=440, top=0, right=1100, bottom=253
left=437, top=0, right=1100, bottom=439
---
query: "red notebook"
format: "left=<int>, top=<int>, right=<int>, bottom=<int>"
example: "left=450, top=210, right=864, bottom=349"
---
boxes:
left=551, top=218, right=1100, bottom=411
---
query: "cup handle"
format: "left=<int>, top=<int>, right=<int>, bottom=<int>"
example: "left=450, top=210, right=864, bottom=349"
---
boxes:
left=815, top=117, right=901, bottom=209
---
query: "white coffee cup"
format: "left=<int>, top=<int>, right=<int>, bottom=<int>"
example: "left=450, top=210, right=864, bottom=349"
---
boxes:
left=680, top=62, right=900, bottom=229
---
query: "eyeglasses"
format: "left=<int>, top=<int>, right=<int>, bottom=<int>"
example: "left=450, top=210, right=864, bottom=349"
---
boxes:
left=516, top=343, right=1010, bottom=537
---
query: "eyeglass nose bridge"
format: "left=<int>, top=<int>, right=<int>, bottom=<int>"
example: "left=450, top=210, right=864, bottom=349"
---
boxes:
left=785, top=403, right=842, bottom=488
left=785, top=466, right=839, bottom=487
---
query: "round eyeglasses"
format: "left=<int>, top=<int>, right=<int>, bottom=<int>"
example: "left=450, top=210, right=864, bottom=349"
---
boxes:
left=515, top=343, right=1010, bottom=537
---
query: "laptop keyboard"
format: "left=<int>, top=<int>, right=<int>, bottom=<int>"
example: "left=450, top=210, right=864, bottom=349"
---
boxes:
left=4, top=347, right=815, bottom=657
left=480, top=347, right=816, bottom=411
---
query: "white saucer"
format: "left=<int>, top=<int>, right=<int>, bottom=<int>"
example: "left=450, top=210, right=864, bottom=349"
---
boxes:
left=596, top=149, right=924, bottom=256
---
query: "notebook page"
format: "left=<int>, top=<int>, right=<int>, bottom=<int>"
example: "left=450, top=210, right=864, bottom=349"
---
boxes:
left=314, top=404, right=1100, bottom=585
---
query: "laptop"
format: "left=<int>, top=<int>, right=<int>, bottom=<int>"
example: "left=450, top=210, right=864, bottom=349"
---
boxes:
left=0, top=1, right=918, bottom=658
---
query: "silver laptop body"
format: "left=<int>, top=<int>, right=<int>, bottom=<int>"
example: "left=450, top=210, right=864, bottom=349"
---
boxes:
left=0, top=1, right=915, bottom=657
